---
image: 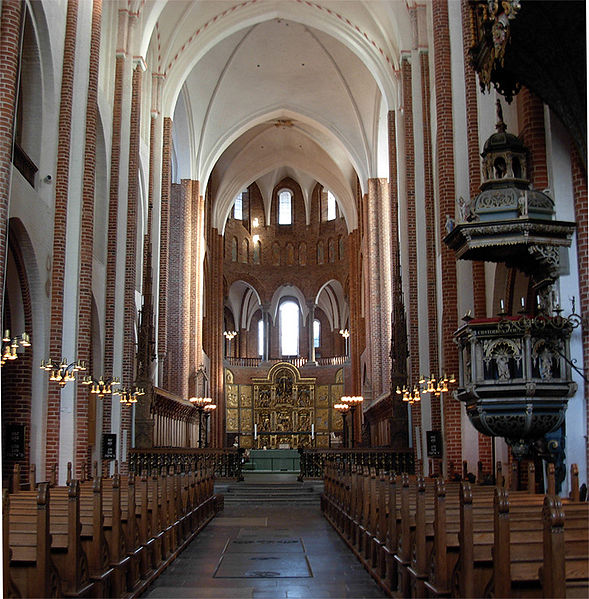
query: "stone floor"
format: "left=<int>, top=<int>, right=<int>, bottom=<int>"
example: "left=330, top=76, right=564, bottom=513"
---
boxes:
left=142, top=502, right=387, bottom=598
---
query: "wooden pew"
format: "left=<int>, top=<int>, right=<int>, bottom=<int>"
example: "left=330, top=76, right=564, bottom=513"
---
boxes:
left=3, top=490, right=22, bottom=599
left=7, top=482, right=61, bottom=598
left=46, top=479, right=96, bottom=597
left=541, top=496, right=589, bottom=599
left=78, top=477, right=115, bottom=596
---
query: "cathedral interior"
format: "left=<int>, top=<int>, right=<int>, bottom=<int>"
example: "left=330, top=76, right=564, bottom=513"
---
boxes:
left=0, top=1, right=587, bottom=598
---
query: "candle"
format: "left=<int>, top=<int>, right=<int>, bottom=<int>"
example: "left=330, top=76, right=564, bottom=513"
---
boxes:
left=311, top=423, right=315, bottom=439
left=254, top=423, right=257, bottom=439
left=521, top=297, right=525, bottom=308
left=500, top=299, right=505, bottom=311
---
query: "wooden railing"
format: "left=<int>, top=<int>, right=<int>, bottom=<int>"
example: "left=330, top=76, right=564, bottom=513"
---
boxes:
left=224, top=355, right=348, bottom=367
left=128, top=448, right=242, bottom=480
left=298, top=449, right=415, bottom=480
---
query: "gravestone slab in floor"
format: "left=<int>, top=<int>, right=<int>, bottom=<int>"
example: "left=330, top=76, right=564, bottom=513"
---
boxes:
left=214, top=553, right=312, bottom=578
left=227, top=537, right=303, bottom=553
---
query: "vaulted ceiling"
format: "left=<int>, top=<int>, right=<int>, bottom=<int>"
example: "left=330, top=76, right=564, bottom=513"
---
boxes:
left=140, top=0, right=413, bottom=233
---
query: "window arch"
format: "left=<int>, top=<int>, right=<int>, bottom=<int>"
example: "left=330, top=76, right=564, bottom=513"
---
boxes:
left=327, top=191, right=336, bottom=221
left=231, top=237, right=238, bottom=262
left=253, top=240, right=261, bottom=264
left=278, top=189, right=292, bottom=225
left=258, top=318, right=264, bottom=356
left=233, top=193, right=243, bottom=220
left=241, top=239, right=249, bottom=263
left=279, top=300, right=299, bottom=356
left=313, top=319, right=321, bottom=348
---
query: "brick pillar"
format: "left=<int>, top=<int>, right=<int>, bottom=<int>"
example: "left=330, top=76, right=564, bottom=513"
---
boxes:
left=461, top=0, right=491, bottom=473
left=433, top=0, right=461, bottom=473
left=518, top=88, right=549, bottom=189
left=210, top=230, right=224, bottom=446
left=366, top=178, right=389, bottom=399
left=46, top=0, right=79, bottom=480
left=76, top=0, right=102, bottom=477
left=420, top=49, right=441, bottom=438
left=401, top=54, right=421, bottom=455
left=0, top=0, right=23, bottom=319
left=158, top=117, right=172, bottom=373
left=103, top=50, right=125, bottom=439
left=389, top=109, right=410, bottom=450
left=570, top=147, right=588, bottom=476
left=188, top=182, right=200, bottom=396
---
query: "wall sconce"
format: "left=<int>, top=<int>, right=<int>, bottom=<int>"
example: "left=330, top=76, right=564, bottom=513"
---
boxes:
left=223, top=330, right=237, bottom=341
left=40, top=358, right=86, bottom=386
left=81, top=375, right=121, bottom=398
left=339, top=328, right=350, bottom=355
left=0, top=330, right=30, bottom=366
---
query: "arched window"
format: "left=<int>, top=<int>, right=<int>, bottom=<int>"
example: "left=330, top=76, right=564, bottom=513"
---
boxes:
left=231, top=237, right=238, bottom=262
left=313, top=319, right=320, bottom=348
left=241, top=239, right=249, bottom=263
left=253, top=240, right=261, bottom=264
left=327, top=191, right=336, bottom=221
left=278, top=190, right=292, bottom=225
left=279, top=300, right=299, bottom=356
left=258, top=318, right=264, bottom=356
left=233, top=193, right=243, bottom=220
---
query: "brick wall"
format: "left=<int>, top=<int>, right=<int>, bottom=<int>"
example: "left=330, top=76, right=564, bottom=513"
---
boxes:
left=1, top=233, right=33, bottom=488
left=0, top=0, right=23, bottom=320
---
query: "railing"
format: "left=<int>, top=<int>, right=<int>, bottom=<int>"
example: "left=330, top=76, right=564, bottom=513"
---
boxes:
left=297, top=448, right=415, bottom=480
left=129, top=447, right=243, bottom=480
left=224, top=355, right=348, bottom=368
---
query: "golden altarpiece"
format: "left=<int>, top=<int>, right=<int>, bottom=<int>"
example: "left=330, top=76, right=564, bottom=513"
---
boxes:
left=225, top=363, right=344, bottom=449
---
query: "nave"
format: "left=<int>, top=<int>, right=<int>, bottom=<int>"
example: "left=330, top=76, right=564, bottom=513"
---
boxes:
left=143, top=476, right=386, bottom=599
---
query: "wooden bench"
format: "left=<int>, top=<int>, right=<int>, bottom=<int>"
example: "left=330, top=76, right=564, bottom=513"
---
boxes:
left=6, top=482, right=62, bottom=598
left=541, top=496, right=589, bottom=599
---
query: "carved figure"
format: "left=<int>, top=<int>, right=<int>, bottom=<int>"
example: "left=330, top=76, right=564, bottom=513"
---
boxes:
left=445, top=214, right=455, bottom=234
left=539, top=348, right=553, bottom=380
left=518, top=190, right=528, bottom=217
left=495, top=351, right=510, bottom=381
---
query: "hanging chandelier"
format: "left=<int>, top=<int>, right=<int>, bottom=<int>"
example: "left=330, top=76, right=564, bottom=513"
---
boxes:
left=0, top=330, right=31, bottom=366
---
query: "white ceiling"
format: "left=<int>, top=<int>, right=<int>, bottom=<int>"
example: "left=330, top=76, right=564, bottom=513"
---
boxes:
left=142, top=1, right=412, bottom=232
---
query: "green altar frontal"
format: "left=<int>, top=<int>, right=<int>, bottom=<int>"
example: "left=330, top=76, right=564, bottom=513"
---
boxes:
left=248, top=449, right=300, bottom=472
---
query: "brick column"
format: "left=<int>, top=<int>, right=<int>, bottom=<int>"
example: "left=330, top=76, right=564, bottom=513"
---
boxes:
left=461, top=0, right=491, bottom=472
left=210, top=230, right=224, bottom=446
left=0, top=0, right=23, bottom=319
left=366, top=178, right=388, bottom=399
left=518, top=88, right=549, bottom=189
left=76, top=0, right=102, bottom=477
left=188, top=182, right=200, bottom=396
left=401, top=54, right=421, bottom=455
left=103, top=49, right=125, bottom=439
left=571, top=147, right=588, bottom=475
left=46, top=0, right=79, bottom=480
left=158, top=117, right=172, bottom=373
left=433, top=0, right=461, bottom=472
left=420, top=49, right=441, bottom=438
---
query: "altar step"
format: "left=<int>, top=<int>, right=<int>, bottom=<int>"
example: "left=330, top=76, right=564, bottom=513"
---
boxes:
left=217, top=479, right=324, bottom=505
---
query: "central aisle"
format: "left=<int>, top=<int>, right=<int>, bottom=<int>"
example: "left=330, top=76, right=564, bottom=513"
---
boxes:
left=143, top=502, right=387, bottom=598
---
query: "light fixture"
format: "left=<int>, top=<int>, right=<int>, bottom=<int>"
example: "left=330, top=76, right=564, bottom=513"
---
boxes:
left=190, top=397, right=213, bottom=447
left=223, top=330, right=237, bottom=341
left=41, top=358, right=86, bottom=387
left=334, top=403, right=351, bottom=448
left=0, top=330, right=30, bottom=367
left=341, top=396, right=363, bottom=448
left=252, top=234, right=260, bottom=243
left=119, top=386, right=145, bottom=406
left=81, top=375, right=121, bottom=398
left=252, top=217, right=259, bottom=228
left=397, top=373, right=456, bottom=405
